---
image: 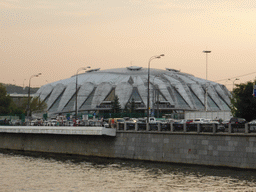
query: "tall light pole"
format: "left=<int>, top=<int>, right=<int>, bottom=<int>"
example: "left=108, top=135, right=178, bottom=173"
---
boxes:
left=147, top=54, right=164, bottom=123
left=229, top=78, right=239, bottom=92
left=75, top=66, right=91, bottom=120
left=152, top=75, right=160, bottom=118
left=203, top=50, right=211, bottom=111
left=27, top=73, right=42, bottom=120
left=23, top=79, right=26, bottom=90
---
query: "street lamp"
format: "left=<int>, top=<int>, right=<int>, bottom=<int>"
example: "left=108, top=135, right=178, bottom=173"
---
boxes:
left=203, top=50, right=211, bottom=111
left=75, top=66, right=91, bottom=120
left=27, top=73, right=42, bottom=120
left=147, top=54, right=164, bottom=123
left=228, top=78, right=239, bottom=91
left=152, top=75, right=160, bottom=118
left=23, top=79, right=26, bottom=90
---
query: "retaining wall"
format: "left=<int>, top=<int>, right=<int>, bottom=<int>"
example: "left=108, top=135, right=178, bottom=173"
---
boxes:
left=1, top=130, right=256, bottom=169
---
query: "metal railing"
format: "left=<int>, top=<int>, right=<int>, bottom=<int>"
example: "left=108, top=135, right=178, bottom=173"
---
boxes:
left=116, top=122, right=254, bottom=134
left=3, top=119, right=256, bottom=134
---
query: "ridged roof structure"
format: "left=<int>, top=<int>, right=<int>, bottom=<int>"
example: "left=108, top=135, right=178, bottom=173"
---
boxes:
left=36, top=67, right=231, bottom=114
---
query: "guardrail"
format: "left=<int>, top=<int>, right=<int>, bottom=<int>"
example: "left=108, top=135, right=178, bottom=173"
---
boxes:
left=116, top=122, right=256, bottom=134
left=0, top=126, right=116, bottom=136
left=3, top=121, right=256, bottom=134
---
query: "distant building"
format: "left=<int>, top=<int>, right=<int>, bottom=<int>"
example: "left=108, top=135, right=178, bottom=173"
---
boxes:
left=36, top=66, right=231, bottom=116
left=9, top=93, right=35, bottom=108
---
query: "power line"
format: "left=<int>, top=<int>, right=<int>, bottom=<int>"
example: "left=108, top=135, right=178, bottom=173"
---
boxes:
left=215, top=71, right=256, bottom=82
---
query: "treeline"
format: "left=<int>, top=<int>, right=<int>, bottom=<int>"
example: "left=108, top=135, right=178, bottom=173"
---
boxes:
left=3, top=84, right=39, bottom=94
left=231, top=81, right=256, bottom=122
left=0, top=83, right=46, bottom=115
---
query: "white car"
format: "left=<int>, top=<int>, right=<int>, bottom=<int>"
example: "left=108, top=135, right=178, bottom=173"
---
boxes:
left=249, top=120, right=256, bottom=132
left=10, top=119, right=22, bottom=126
left=50, top=120, right=57, bottom=126
left=191, top=118, right=207, bottom=124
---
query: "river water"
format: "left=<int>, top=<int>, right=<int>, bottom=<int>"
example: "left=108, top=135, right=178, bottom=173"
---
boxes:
left=1, top=150, right=256, bottom=192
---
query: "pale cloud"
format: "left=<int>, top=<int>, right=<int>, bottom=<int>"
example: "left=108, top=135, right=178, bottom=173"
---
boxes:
left=0, top=0, right=56, bottom=10
left=129, top=0, right=206, bottom=10
left=0, top=1, right=103, bottom=18
left=0, top=1, right=23, bottom=9
left=1, top=0, right=256, bottom=88
left=53, top=11, right=99, bottom=17
left=129, top=0, right=256, bottom=11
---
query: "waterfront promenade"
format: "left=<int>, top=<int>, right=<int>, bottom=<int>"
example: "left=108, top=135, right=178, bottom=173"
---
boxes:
left=1, top=122, right=256, bottom=169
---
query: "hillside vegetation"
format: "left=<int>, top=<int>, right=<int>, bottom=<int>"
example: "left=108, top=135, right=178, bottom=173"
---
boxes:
left=3, top=84, right=39, bottom=94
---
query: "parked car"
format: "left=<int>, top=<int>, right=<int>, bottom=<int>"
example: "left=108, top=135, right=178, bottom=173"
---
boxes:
left=30, top=119, right=43, bottom=126
left=125, top=120, right=136, bottom=130
left=173, top=119, right=186, bottom=131
left=136, top=118, right=146, bottom=131
left=230, top=117, right=247, bottom=125
left=10, top=119, right=22, bottom=126
left=191, top=118, right=207, bottom=124
left=248, top=120, right=256, bottom=132
left=50, top=119, right=57, bottom=126
left=210, top=120, right=225, bottom=132
left=222, top=119, right=230, bottom=128
left=229, top=117, right=247, bottom=132
left=186, top=119, right=193, bottom=124
left=43, top=121, right=49, bottom=126
left=190, top=119, right=225, bottom=132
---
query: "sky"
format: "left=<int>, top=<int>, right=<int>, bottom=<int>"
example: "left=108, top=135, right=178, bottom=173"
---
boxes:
left=1, top=0, right=256, bottom=90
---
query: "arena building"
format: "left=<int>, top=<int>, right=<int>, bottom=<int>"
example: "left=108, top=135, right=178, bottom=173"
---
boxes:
left=36, top=66, right=231, bottom=116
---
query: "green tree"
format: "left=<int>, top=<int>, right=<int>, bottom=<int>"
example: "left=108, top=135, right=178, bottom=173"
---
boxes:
left=130, top=98, right=135, bottom=113
left=27, top=96, right=47, bottom=116
left=0, top=83, right=12, bottom=114
left=231, top=81, right=256, bottom=121
left=111, top=95, right=121, bottom=113
left=9, top=101, right=24, bottom=115
left=125, top=98, right=136, bottom=113
left=123, top=104, right=129, bottom=113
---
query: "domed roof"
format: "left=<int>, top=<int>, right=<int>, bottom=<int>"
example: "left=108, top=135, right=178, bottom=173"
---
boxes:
left=36, top=67, right=231, bottom=114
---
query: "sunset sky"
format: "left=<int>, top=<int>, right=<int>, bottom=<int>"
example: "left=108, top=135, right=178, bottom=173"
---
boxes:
left=1, top=0, right=256, bottom=90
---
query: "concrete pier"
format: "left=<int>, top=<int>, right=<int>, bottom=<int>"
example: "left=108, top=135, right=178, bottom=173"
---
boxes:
left=0, top=126, right=116, bottom=136
left=1, top=126, right=256, bottom=169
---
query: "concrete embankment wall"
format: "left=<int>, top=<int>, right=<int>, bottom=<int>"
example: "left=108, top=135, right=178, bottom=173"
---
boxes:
left=1, top=131, right=256, bottom=169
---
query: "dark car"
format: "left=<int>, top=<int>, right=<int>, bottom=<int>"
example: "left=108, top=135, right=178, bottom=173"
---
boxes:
left=248, top=120, right=256, bottom=133
left=230, top=117, right=247, bottom=124
left=173, top=119, right=186, bottom=131
left=222, top=119, right=230, bottom=128
left=137, top=119, right=146, bottom=131
left=230, top=117, right=246, bottom=124
left=229, top=117, right=247, bottom=132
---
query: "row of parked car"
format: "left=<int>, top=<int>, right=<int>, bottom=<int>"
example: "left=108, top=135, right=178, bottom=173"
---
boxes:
left=115, top=117, right=256, bottom=133
left=114, top=117, right=225, bottom=132
left=4, top=116, right=256, bottom=133
left=28, top=119, right=104, bottom=127
left=172, top=117, right=256, bottom=133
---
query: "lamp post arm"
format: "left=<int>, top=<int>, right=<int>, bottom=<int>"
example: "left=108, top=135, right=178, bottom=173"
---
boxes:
left=147, top=54, right=164, bottom=123
left=27, top=73, right=42, bottom=120
left=27, top=75, right=37, bottom=113
left=75, top=66, right=91, bottom=120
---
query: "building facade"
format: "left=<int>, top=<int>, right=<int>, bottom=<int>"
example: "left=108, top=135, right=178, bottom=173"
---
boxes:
left=36, top=66, right=231, bottom=116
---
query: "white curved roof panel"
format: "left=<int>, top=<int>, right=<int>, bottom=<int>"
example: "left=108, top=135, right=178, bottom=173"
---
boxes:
left=78, top=82, right=95, bottom=109
left=37, top=66, right=231, bottom=114
left=115, top=82, right=133, bottom=108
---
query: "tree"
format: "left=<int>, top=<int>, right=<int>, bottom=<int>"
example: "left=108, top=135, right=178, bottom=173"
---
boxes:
left=27, top=96, right=47, bottom=116
left=124, top=98, right=136, bottom=113
left=231, top=81, right=256, bottom=121
left=0, top=83, right=12, bottom=114
left=130, top=98, right=136, bottom=113
left=111, top=95, right=121, bottom=113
